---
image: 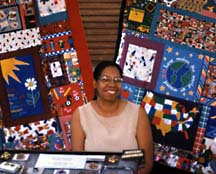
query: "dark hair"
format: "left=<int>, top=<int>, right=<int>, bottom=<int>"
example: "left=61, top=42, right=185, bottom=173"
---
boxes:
left=93, top=61, right=123, bottom=81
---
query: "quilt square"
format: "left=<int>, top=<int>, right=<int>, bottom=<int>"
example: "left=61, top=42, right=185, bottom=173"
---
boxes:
left=19, top=1, right=37, bottom=29
left=202, top=0, right=216, bottom=19
left=0, top=5, right=22, bottom=34
left=34, top=0, right=68, bottom=26
left=150, top=4, right=216, bottom=57
left=0, top=28, right=41, bottom=54
left=50, top=83, right=84, bottom=116
left=41, top=30, right=75, bottom=57
left=192, top=136, right=216, bottom=174
left=142, top=91, right=201, bottom=151
left=0, top=54, right=45, bottom=120
left=123, top=0, right=156, bottom=35
left=176, top=0, right=216, bottom=19
left=0, top=48, right=52, bottom=127
left=0, top=0, right=16, bottom=6
left=63, top=51, right=83, bottom=85
left=119, top=34, right=164, bottom=89
left=115, top=30, right=150, bottom=65
left=120, top=82, right=146, bottom=104
left=43, top=55, right=69, bottom=88
left=154, top=44, right=210, bottom=102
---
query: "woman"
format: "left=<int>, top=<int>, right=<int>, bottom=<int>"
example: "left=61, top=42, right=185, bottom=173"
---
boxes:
left=71, top=61, right=153, bottom=174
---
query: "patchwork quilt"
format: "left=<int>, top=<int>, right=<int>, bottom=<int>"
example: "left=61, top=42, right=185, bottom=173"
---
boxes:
left=115, top=0, right=216, bottom=173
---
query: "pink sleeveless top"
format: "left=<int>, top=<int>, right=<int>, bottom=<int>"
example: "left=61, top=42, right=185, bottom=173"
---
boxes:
left=79, top=101, right=139, bottom=152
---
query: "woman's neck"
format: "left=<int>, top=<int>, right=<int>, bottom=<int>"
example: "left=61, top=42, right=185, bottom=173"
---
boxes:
left=94, top=98, right=121, bottom=116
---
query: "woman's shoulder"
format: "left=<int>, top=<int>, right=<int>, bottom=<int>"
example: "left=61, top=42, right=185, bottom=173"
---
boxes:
left=119, top=100, right=142, bottom=116
left=78, top=101, right=92, bottom=110
left=125, top=100, right=141, bottom=109
left=72, top=102, right=92, bottom=117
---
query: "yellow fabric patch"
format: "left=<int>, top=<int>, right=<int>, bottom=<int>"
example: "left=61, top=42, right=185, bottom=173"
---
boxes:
left=128, top=8, right=145, bottom=23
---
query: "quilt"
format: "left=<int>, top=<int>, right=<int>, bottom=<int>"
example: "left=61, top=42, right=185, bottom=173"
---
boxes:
left=115, top=1, right=216, bottom=172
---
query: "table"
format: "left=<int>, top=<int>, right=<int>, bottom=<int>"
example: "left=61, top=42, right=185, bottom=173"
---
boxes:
left=0, top=150, right=140, bottom=174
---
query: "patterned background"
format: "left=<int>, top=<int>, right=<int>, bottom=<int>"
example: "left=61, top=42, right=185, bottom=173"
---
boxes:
left=0, top=0, right=215, bottom=173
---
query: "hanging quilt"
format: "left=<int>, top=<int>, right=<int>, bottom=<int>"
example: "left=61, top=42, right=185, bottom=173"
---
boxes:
left=0, top=0, right=93, bottom=153
left=115, top=0, right=216, bottom=173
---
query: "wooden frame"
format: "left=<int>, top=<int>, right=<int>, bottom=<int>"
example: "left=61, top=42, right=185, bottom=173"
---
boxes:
left=0, top=47, right=52, bottom=127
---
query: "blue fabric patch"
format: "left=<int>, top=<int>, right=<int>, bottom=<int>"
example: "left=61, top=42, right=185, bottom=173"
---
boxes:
left=154, top=44, right=209, bottom=102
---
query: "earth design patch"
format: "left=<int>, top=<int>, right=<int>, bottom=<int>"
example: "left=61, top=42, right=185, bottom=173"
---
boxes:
left=166, top=61, right=192, bottom=89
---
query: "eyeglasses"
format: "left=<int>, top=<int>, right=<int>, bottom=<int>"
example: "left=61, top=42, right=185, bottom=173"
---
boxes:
left=98, top=75, right=123, bottom=84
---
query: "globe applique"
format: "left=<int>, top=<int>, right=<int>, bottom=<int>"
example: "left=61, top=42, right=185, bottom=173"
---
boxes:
left=166, top=61, right=192, bottom=89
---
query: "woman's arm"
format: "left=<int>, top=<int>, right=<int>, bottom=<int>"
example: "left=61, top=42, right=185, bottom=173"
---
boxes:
left=136, top=107, right=153, bottom=174
left=70, top=108, right=85, bottom=151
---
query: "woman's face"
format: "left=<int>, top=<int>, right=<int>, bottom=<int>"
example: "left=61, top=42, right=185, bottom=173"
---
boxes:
left=94, top=66, right=123, bottom=102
